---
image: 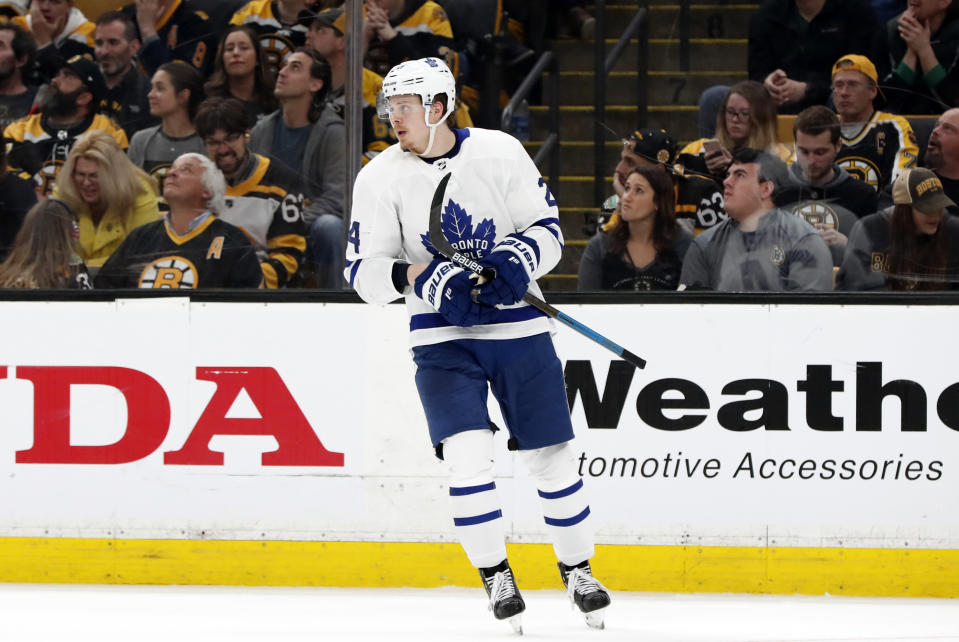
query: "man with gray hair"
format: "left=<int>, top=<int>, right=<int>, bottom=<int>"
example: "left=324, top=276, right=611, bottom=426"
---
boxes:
left=680, top=148, right=834, bottom=291
left=95, top=152, right=263, bottom=288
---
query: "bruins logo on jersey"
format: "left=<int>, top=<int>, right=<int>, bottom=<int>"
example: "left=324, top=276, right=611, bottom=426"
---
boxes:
left=870, top=251, right=889, bottom=274
left=259, top=33, right=294, bottom=75
left=792, top=201, right=839, bottom=229
left=838, top=156, right=880, bottom=190
left=770, top=245, right=786, bottom=266
left=139, top=256, right=198, bottom=288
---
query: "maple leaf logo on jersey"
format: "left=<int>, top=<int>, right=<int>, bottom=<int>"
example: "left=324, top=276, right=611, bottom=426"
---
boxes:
left=421, top=198, right=496, bottom=259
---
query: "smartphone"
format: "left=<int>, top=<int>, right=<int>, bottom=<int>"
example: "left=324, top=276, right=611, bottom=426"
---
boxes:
left=703, top=138, right=722, bottom=158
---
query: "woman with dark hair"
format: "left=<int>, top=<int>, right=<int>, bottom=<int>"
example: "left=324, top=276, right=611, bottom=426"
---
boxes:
left=838, top=168, right=959, bottom=290
left=127, top=62, right=207, bottom=200
left=203, top=25, right=278, bottom=127
left=679, top=80, right=793, bottom=181
left=0, top=198, right=90, bottom=289
left=578, top=165, right=693, bottom=291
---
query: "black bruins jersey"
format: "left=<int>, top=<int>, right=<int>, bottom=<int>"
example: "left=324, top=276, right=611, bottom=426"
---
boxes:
left=222, top=153, right=307, bottom=288
left=836, top=111, right=918, bottom=193
left=229, top=0, right=308, bottom=77
left=94, top=216, right=263, bottom=289
left=675, top=169, right=726, bottom=234
left=3, top=112, right=129, bottom=197
left=329, top=68, right=397, bottom=164
left=122, top=0, right=216, bottom=75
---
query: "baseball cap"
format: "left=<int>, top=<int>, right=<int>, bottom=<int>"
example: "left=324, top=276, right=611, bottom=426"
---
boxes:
left=892, top=168, right=956, bottom=214
left=832, top=54, right=879, bottom=84
left=61, top=54, right=107, bottom=104
left=300, top=6, right=346, bottom=33
left=624, top=128, right=677, bottom=165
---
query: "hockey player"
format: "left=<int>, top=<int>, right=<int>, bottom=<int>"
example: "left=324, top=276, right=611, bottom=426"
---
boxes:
left=832, top=54, right=919, bottom=193
left=195, top=96, right=306, bottom=288
left=95, top=153, right=263, bottom=289
left=345, top=57, right=610, bottom=633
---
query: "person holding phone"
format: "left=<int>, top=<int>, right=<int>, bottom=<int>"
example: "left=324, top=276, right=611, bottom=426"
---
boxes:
left=678, top=81, right=793, bottom=182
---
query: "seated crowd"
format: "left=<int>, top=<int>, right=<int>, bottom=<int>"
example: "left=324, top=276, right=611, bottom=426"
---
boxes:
left=0, top=0, right=956, bottom=293
left=0, top=0, right=552, bottom=290
left=580, top=0, right=959, bottom=292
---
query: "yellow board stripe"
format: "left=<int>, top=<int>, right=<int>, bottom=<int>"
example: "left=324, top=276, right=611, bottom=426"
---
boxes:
left=1, top=539, right=957, bottom=597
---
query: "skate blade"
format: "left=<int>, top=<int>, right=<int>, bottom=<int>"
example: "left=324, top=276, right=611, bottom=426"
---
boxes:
left=508, top=614, right=523, bottom=635
left=584, top=608, right=606, bottom=630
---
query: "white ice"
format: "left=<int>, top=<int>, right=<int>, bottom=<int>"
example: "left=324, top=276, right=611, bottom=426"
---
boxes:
left=0, top=584, right=957, bottom=642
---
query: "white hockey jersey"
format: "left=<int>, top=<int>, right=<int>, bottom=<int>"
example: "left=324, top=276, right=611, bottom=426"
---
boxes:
left=345, top=128, right=564, bottom=347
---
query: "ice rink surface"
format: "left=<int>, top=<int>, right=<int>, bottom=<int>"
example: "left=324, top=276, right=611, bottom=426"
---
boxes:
left=1, top=584, right=957, bottom=642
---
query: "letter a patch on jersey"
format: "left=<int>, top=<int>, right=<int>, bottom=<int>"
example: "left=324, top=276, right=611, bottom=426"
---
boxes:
left=207, top=236, right=225, bottom=259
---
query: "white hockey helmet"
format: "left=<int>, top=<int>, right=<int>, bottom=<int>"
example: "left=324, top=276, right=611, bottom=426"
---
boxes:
left=378, top=57, right=456, bottom=126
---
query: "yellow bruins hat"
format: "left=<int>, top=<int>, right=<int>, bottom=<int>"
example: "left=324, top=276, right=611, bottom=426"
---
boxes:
left=832, top=54, right=878, bottom=84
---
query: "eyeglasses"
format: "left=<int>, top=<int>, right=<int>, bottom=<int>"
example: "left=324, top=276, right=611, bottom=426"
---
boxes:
left=73, top=171, right=99, bottom=185
left=725, top=109, right=751, bottom=122
left=204, top=132, right=243, bottom=148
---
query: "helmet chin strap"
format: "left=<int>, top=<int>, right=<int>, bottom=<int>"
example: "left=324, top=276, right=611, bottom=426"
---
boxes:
left=409, top=102, right=449, bottom=157
left=414, top=123, right=440, bottom=157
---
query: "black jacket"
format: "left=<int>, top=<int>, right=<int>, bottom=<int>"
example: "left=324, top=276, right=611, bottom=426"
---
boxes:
left=879, top=7, right=959, bottom=115
left=748, top=0, right=880, bottom=112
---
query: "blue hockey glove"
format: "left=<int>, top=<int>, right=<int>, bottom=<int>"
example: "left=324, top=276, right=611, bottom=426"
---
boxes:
left=414, top=258, right=498, bottom=327
left=475, top=233, right=539, bottom=306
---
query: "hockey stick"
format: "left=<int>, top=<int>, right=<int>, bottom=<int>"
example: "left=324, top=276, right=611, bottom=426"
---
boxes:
left=428, top=172, right=646, bottom=369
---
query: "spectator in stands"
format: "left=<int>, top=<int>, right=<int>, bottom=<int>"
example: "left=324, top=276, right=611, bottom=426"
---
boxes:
left=679, top=148, right=834, bottom=291
left=204, top=25, right=278, bottom=127
left=94, top=11, right=157, bottom=140
left=680, top=81, right=793, bottom=182
left=128, top=62, right=206, bottom=203
left=832, top=54, right=919, bottom=194
left=600, top=128, right=726, bottom=236
left=122, top=0, right=216, bottom=75
left=13, top=0, right=94, bottom=79
left=127, top=61, right=206, bottom=196
left=0, top=23, right=37, bottom=129
left=0, top=198, right=90, bottom=289
left=95, top=152, right=263, bottom=289
left=748, top=0, right=879, bottom=114
left=0, top=139, right=37, bottom=260
left=697, top=0, right=879, bottom=137
left=250, top=47, right=345, bottom=288
left=924, top=107, right=959, bottom=207
left=4, top=54, right=128, bottom=197
left=304, top=6, right=397, bottom=163
left=53, top=130, right=161, bottom=271
left=578, top=165, right=692, bottom=291
left=878, top=0, right=959, bottom=114
left=779, top=105, right=879, bottom=265
left=363, top=0, right=458, bottom=75
left=195, top=96, right=306, bottom=288
left=230, top=0, right=312, bottom=78
left=837, top=167, right=959, bottom=290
